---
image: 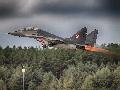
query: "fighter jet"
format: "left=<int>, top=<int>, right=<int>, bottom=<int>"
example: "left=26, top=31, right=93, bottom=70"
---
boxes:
left=8, top=26, right=99, bottom=50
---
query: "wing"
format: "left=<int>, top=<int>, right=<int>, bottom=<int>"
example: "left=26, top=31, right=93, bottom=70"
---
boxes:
left=36, top=36, right=65, bottom=48
left=85, top=29, right=98, bottom=47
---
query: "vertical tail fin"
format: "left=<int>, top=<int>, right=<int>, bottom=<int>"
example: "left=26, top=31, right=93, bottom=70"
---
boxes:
left=70, top=27, right=87, bottom=44
left=85, top=29, right=98, bottom=47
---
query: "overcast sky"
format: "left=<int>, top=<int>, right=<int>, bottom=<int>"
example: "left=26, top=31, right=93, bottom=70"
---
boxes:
left=0, top=0, right=120, bottom=48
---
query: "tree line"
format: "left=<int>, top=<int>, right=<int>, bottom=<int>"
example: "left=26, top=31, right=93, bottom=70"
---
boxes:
left=0, top=43, right=120, bottom=90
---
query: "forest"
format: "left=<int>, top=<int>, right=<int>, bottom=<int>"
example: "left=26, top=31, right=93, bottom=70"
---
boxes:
left=0, top=43, right=120, bottom=90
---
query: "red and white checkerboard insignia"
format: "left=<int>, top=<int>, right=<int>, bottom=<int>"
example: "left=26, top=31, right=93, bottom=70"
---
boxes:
left=37, top=37, right=46, bottom=46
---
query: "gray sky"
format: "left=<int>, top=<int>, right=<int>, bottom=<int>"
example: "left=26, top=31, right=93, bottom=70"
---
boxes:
left=0, top=0, right=120, bottom=48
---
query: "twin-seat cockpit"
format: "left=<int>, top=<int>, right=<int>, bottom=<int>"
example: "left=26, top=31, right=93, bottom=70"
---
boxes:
left=15, top=27, right=39, bottom=32
left=8, top=27, right=39, bottom=37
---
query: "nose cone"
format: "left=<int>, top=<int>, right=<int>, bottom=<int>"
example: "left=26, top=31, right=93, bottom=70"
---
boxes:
left=8, top=32, right=14, bottom=35
left=8, top=32, right=11, bottom=34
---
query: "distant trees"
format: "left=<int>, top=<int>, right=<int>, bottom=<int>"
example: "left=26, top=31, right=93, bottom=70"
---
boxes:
left=107, top=43, right=120, bottom=54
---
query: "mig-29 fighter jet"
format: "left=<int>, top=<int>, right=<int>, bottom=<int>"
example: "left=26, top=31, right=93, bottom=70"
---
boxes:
left=8, top=27, right=99, bottom=51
